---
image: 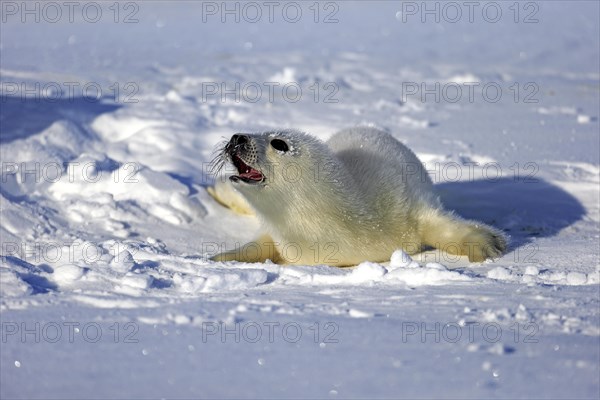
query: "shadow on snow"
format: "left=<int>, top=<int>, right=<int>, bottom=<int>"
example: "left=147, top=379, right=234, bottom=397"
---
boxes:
left=0, top=95, right=121, bottom=144
left=436, top=177, right=585, bottom=250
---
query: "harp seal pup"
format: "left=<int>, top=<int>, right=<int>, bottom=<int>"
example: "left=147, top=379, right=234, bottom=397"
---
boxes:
left=209, top=127, right=507, bottom=267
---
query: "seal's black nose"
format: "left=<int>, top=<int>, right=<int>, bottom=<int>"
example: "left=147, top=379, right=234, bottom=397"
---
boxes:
left=226, top=134, right=250, bottom=156
left=231, top=134, right=248, bottom=147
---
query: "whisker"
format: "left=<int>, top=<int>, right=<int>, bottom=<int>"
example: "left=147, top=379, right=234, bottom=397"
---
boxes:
left=208, top=140, right=230, bottom=176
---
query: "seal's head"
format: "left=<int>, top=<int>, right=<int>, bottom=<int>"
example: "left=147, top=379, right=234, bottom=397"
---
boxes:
left=212, top=130, right=318, bottom=190
left=210, top=130, right=362, bottom=236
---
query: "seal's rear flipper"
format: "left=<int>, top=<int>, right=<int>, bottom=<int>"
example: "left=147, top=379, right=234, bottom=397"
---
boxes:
left=420, top=211, right=508, bottom=262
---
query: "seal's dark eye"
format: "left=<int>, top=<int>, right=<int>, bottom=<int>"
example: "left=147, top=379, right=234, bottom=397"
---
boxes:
left=270, top=139, right=289, bottom=152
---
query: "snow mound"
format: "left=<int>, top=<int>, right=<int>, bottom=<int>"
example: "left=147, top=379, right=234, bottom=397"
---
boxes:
left=0, top=269, right=33, bottom=297
left=487, top=265, right=598, bottom=285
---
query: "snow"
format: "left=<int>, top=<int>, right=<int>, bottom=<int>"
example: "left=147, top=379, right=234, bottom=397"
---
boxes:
left=1, top=2, right=599, bottom=399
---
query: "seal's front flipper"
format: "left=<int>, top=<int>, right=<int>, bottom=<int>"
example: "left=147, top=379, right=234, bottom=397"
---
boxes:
left=211, top=234, right=281, bottom=264
left=207, top=180, right=255, bottom=216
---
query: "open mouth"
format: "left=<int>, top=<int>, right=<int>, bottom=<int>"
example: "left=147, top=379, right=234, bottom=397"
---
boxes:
left=230, top=154, right=265, bottom=184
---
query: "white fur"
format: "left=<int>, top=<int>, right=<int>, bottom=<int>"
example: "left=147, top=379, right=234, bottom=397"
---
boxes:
left=210, top=127, right=507, bottom=266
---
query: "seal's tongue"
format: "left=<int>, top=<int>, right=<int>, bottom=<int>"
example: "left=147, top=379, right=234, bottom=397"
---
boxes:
left=231, top=154, right=264, bottom=183
left=240, top=169, right=263, bottom=180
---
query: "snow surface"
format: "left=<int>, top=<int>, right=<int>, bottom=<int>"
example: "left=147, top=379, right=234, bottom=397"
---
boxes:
left=1, top=1, right=599, bottom=399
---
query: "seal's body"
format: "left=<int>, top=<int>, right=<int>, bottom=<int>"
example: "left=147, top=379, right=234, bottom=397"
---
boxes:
left=210, top=127, right=506, bottom=266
